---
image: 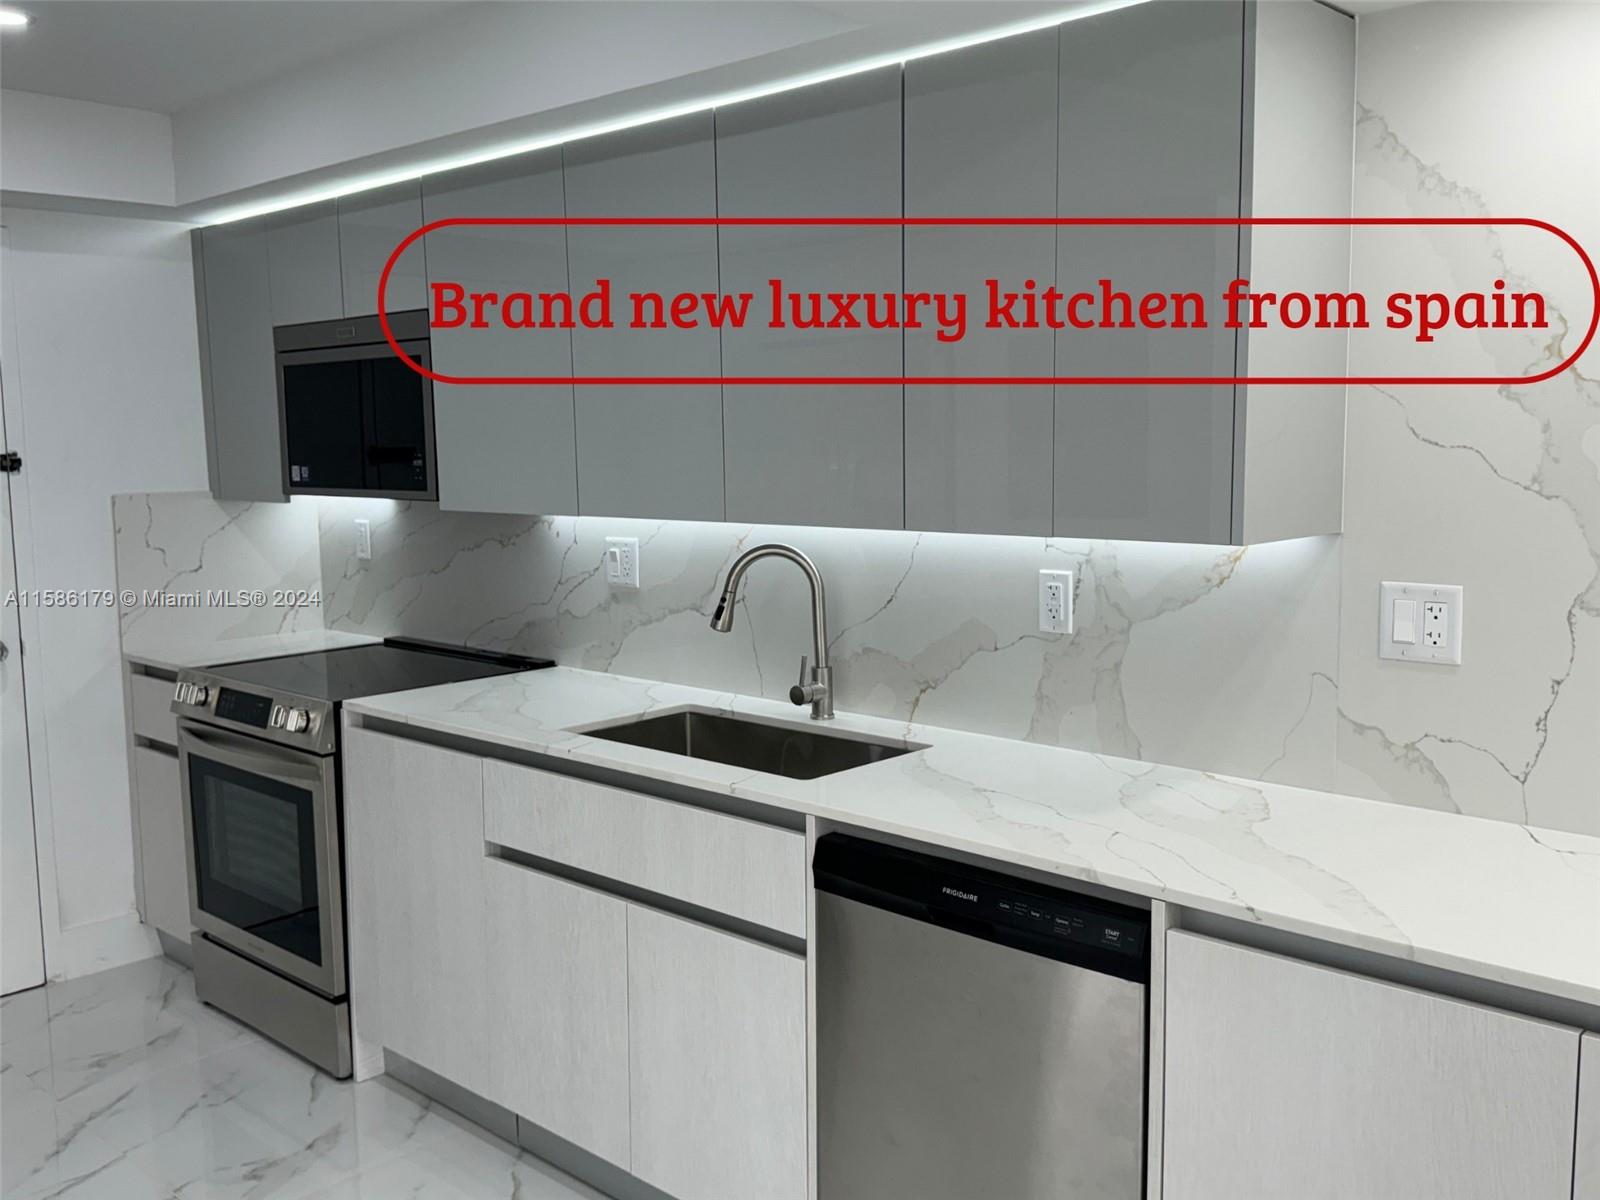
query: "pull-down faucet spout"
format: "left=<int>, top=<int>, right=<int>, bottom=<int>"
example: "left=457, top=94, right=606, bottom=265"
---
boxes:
left=710, top=543, right=833, bottom=720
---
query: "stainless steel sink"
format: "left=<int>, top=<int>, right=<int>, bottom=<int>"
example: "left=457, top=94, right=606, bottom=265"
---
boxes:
left=582, top=709, right=922, bottom=780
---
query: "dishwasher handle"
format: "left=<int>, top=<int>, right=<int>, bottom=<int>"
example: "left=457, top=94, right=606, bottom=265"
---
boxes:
left=814, top=833, right=1149, bottom=984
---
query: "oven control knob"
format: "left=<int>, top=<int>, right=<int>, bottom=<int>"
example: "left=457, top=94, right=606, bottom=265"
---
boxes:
left=173, top=682, right=189, bottom=705
left=284, top=708, right=311, bottom=734
left=190, top=685, right=210, bottom=707
left=269, top=704, right=288, bottom=729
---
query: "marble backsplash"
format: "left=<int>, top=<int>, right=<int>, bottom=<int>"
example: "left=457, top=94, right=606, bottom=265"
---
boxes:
left=113, top=490, right=324, bottom=646
left=111, top=3, right=1600, bottom=838
left=112, top=490, right=1342, bottom=792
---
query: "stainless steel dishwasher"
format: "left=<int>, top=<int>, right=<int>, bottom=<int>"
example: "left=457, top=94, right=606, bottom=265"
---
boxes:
left=815, top=834, right=1149, bottom=1200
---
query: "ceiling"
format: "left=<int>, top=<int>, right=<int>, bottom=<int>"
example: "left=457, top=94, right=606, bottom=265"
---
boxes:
left=0, top=0, right=471, bottom=113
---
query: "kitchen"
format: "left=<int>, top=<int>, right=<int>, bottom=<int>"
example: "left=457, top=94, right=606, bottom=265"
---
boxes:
left=2, top=2, right=1598, bottom=1199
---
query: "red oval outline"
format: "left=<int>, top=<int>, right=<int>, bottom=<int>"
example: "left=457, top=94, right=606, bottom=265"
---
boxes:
left=376, top=216, right=1599, bottom=386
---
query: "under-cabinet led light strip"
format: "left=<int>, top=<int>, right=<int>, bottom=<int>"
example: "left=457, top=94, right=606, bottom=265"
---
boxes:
left=201, top=0, right=1149, bottom=226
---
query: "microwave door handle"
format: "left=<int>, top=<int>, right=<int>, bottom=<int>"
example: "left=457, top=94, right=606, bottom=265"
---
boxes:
left=178, top=722, right=326, bottom=787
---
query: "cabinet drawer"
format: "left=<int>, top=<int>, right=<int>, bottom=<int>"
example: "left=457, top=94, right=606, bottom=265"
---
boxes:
left=133, top=744, right=190, bottom=940
left=483, top=760, right=806, bottom=939
left=128, top=671, right=178, bottom=746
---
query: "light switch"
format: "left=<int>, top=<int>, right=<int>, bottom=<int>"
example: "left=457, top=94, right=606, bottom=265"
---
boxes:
left=1392, top=598, right=1417, bottom=644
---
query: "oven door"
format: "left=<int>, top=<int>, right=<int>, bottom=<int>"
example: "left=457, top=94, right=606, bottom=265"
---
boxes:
left=178, top=719, right=345, bottom=998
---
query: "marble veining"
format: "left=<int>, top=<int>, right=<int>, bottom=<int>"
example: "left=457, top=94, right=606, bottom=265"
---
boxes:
left=310, top=500, right=1344, bottom=792
left=0, top=958, right=603, bottom=1200
left=113, top=493, right=325, bottom=651
left=347, top=667, right=1600, bottom=1008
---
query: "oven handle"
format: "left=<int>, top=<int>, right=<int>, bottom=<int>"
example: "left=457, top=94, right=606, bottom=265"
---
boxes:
left=177, top=720, right=329, bottom=787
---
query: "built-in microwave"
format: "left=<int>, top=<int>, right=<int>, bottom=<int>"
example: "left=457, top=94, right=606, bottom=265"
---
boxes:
left=275, top=310, right=437, bottom=500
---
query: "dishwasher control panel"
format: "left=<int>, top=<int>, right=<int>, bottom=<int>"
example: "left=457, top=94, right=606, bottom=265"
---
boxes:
left=814, top=833, right=1149, bottom=981
left=989, top=888, right=1145, bottom=959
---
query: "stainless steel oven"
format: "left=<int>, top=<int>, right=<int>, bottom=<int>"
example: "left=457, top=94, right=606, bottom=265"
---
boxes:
left=170, top=640, right=552, bottom=1078
left=178, top=719, right=344, bottom=999
left=275, top=309, right=436, bottom=500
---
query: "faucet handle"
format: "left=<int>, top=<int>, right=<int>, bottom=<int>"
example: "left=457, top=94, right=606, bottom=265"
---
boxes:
left=789, top=656, right=816, bottom=706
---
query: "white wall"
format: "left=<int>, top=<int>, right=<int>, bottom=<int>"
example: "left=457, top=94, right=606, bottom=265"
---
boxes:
left=0, top=208, right=208, bottom=980
left=0, top=90, right=176, bottom=205
left=168, top=0, right=1073, bottom=213
left=171, top=1, right=858, bottom=204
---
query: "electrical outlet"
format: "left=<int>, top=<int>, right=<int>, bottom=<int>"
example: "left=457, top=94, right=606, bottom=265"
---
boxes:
left=604, top=537, right=640, bottom=589
left=1379, top=581, right=1463, bottom=665
left=1039, top=569, right=1073, bottom=634
left=1422, top=601, right=1448, bottom=649
left=354, top=518, right=372, bottom=561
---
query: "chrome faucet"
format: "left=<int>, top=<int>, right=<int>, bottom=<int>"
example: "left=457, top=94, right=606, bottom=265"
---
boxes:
left=709, top=543, right=834, bottom=720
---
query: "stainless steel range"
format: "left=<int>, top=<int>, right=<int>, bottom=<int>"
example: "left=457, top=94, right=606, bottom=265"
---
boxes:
left=171, top=638, right=550, bottom=1076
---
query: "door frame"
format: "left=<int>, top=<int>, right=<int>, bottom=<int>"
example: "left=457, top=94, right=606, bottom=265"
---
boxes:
left=0, top=225, right=47, bottom=994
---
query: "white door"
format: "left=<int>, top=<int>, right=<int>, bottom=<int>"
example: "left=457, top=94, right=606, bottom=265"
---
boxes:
left=0, top=348, right=45, bottom=995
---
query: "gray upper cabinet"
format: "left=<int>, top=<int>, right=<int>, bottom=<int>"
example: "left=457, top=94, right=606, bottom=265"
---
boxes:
left=564, top=114, right=724, bottom=522
left=191, top=1, right=1349, bottom=539
left=265, top=201, right=343, bottom=326
left=1055, top=0, right=1243, bottom=544
left=194, top=219, right=287, bottom=501
left=716, top=67, right=904, bottom=531
left=904, top=29, right=1058, bottom=537
left=421, top=152, right=579, bottom=515
left=1231, top=0, right=1355, bottom=543
left=1053, top=0, right=1351, bottom=544
left=338, top=181, right=427, bottom=316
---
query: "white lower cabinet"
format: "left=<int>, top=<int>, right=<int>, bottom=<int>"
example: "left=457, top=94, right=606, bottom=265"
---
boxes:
left=1162, top=931, right=1581, bottom=1200
left=345, top=728, right=809, bottom=1198
left=132, top=746, right=188, bottom=941
left=626, top=904, right=807, bottom=1200
left=483, top=857, right=631, bottom=1167
left=1578, top=1033, right=1600, bottom=1200
left=343, top=728, right=492, bottom=1096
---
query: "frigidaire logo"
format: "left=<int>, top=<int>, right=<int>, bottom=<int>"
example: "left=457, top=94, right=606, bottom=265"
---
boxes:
left=941, top=886, right=978, bottom=903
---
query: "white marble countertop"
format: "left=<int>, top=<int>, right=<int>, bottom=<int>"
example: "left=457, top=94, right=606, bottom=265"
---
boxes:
left=121, top=628, right=381, bottom=671
left=347, top=666, right=1600, bottom=1007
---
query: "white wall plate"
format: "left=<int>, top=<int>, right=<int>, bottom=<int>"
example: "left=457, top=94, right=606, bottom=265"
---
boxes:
left=1379, top=581, right=1463, bottom=665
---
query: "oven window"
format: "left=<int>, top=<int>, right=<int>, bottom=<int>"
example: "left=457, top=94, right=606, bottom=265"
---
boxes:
left=188, top=755, right=322, bottom=966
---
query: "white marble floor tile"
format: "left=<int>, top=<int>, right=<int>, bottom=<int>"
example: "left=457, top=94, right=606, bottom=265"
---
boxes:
left=11, top=959, right=259, bottom=1105
left=2, top=961, right=606, bottom=1200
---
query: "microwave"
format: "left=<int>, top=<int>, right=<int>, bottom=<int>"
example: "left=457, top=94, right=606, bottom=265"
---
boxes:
left=275, top=310, right=437, bottom=499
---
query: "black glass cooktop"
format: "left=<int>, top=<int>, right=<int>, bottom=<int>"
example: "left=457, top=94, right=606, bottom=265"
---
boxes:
left=209, top=638, right=550, bottom=703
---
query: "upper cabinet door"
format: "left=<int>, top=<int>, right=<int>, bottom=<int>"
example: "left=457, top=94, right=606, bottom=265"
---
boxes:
left=564, top=114, right=724, bottom=522
left=904, top=29, right=1058, bottom=537
left=1055, top=0, right=1244, bottom=543
left=265, top=201, right=343, bottom=326
left=196, top=220, right=287, bottom=501
left=422, top=152, right=579, bottom=515
left=338, top=181, right=427, bottom=316
left=716, top=67, right=904, bottom=530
